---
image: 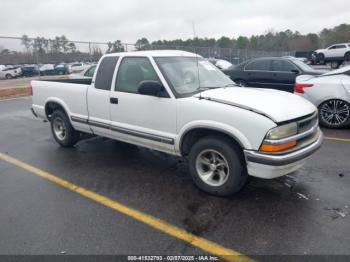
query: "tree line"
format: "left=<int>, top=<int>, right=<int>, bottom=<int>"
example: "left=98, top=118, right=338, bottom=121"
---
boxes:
left=1, top=23, right=349, bottom=64
left=134, top=23, right=350, bottom=51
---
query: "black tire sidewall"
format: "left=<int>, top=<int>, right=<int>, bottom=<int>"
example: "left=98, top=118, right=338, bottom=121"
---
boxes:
left=318, top=100, right=350, bottom=128
left=188, top=136, right=247, bottom=196
left=345, top=52, right=350, bottom=61
left=50, top=110, right=79, bottom=147
left=317, top=54, right=325, bottom=64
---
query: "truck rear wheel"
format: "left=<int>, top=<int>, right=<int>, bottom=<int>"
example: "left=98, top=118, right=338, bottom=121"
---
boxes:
left=50, top=110, right=80, bottom=147
left=188, top=136, right=247, bottom=196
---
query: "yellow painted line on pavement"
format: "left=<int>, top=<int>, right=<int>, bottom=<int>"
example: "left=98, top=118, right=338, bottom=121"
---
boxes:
left=0, top=152, right=254, bottom=262
left=324, top=136, right=350, bottom=143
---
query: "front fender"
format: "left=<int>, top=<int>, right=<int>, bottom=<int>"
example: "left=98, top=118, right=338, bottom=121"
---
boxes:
left=175, top=120, right=252, bottom=155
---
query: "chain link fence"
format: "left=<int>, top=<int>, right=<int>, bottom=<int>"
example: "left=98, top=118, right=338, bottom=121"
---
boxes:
left=0, top=36, right=295, bottom=79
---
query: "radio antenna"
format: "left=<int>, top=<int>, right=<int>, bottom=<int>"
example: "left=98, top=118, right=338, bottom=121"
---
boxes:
left=192, top=21, right=201, bottom=91
left=192, top=21, right=196, bottom=38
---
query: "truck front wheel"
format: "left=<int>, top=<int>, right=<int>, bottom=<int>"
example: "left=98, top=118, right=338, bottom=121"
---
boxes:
left=50, top=110, right=80, bottom=147
left=188, top=136, right=247, bottom=196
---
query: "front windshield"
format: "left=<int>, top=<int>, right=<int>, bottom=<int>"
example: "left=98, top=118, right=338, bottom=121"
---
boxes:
left=291, top=59, right=314, bottom=71
left=154, top=57, right=234, bottom=96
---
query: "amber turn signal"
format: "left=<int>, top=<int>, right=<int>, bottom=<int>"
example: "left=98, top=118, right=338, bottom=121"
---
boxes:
left=260, top=140, right=297, bottom=152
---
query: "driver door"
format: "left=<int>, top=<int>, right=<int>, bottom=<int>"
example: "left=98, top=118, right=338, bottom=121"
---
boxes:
left=109, top=56, right=177, bottom=154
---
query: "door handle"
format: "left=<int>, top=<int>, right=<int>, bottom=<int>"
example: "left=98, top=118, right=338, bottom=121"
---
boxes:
left=110, top=97, right=118, bottom=104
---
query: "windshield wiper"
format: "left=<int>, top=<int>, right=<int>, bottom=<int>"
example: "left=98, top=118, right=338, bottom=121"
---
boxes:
left=196, top=86, right=220, bottom=91
left=223, top=84, right=237, bottom=87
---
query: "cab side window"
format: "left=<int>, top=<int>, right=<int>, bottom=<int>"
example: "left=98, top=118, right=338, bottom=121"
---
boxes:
left=245, top=59, right=271, bottom=71
left=115, top=57, right=160, bottom=94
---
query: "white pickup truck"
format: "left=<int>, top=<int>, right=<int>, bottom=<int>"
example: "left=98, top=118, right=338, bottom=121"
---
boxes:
left=31, top=50, right=323, bottom=196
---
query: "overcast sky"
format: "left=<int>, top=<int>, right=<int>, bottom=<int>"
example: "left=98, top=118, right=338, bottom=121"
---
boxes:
left=1, top=0, right=350, bottom=43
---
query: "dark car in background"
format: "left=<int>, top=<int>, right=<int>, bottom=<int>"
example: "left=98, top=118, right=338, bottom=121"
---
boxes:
left=54, top=64, right=70, bottom=75
left=21, top=65, right=40, bottom=77
left=223, top=57, right=324, bottom=92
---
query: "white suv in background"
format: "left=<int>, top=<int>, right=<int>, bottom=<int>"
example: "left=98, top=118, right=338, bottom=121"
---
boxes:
left=312, top=43, right=350, bottom=68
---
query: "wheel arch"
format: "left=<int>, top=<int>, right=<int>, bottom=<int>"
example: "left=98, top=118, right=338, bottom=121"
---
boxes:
left=176, top=122, right=251, bottom=157
left=44, top=98, right=70, bottom=121
left=315, top=94, right=350, bottom=108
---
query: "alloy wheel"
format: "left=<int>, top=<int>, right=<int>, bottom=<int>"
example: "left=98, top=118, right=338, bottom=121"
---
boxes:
left=53, top=117, right=67, bottom=141
left=320, top=100, right=350, bottom=127
left=195, top=149, right=230, bottom=187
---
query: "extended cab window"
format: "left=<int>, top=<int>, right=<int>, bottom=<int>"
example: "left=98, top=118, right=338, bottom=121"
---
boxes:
left=115, top=57, right=160, bottom=94
left=245, top=59, right=270, bottom=71
left=95, top=57, right=118, bottom=90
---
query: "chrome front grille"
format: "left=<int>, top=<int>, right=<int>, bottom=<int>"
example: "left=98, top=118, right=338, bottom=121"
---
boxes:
left=297, top=112, right=318, bottom=133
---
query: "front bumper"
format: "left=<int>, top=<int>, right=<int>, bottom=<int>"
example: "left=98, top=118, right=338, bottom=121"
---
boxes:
left=244, top=130, right=323, bottom=179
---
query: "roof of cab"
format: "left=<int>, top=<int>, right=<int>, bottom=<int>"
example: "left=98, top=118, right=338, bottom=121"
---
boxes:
left=103, top=50, right=201, bottom=58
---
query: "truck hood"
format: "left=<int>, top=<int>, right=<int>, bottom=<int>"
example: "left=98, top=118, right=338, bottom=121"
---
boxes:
left=194, top=87, right=316, bottom=123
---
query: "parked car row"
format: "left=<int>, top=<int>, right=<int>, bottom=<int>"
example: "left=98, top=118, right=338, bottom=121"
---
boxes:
left=0, top=62, right=96, bottom=80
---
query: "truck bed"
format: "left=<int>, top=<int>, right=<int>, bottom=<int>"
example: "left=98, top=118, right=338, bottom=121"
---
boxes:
left=31, top=78, right=91, bottom=125
left=43, top=78, right=93, bottom=85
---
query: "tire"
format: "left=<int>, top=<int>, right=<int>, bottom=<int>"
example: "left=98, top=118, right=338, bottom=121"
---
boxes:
left=344, top=52, right=350, bottom=61
left=188, top=136, right=247, bottom=196
left=50, top=110, right=80, bottom=147
left=330, top=61, right=340, bottom=69
left=318, top=99, right=350, bottom=128
left=317, top=53, right=325, bottom=65
left=235, top=79, right=247, bottom=87
left=5, top=74, right=12, bottom=79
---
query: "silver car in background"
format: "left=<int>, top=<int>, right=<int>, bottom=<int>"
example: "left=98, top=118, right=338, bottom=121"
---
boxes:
left=69, top=64, right=96, bottom=79
left=294, top=66, right=350, bottom=128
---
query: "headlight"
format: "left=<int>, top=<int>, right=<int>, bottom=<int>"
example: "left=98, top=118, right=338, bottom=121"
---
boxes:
left=260, top=122, right=298, bottom=153
left=266, top=122, right=297, bottom=140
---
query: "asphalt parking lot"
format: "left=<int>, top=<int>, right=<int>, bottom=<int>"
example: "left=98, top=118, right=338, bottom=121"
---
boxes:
left=0, top=96, right=349, bottom=261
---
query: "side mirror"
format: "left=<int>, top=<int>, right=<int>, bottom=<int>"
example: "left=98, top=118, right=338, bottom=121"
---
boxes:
left=138, top=80, right=167, bottom=97
left=291, top=69, right=300, bottom=75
